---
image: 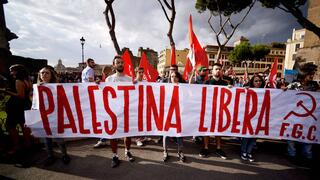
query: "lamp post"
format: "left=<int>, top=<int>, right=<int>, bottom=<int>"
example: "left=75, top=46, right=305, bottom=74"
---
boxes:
left=80, top=36, right=85, bottom=68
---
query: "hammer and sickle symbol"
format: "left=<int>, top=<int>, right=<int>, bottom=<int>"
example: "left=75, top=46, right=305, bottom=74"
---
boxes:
left=283, top=92, right=317, bottom=121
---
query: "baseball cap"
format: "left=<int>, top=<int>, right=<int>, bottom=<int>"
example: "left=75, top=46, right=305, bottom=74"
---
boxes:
left=198, top=66, right=208, bottom=72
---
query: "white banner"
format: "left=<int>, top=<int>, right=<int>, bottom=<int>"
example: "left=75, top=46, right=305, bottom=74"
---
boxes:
left=25, top=82, right=320, bottom=144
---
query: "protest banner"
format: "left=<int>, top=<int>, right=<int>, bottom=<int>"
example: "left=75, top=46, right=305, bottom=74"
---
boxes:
left=25, top=82, right=320, bottom=144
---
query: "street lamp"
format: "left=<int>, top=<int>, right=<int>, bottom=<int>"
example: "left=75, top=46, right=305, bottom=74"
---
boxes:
left=80, top=36, right=85, bottom=68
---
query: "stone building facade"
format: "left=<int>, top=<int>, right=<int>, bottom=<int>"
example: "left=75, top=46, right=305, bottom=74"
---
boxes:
left=157, top=48, right=188, bottom=75
left=295, top=0, right=320, bottom=81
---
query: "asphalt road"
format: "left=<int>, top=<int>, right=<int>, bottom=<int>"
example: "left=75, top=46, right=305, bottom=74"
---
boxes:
left=0, top=137, right=318, bottom=180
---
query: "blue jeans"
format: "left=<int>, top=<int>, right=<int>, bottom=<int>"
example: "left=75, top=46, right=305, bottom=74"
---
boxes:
left=163, top=136, right=183, bottom=152
left=287, top=141, right=312, bottom=159
left=241, top=138, right=256, bottom=154
left=100, top=138, right=107, bottom=142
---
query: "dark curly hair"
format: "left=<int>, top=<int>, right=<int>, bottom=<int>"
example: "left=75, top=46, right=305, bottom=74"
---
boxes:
left=297, top=62, right=317, bottom=81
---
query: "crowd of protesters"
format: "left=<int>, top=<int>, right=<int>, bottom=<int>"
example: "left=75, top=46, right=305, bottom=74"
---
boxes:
left=0, top=57, right=319, bottom=169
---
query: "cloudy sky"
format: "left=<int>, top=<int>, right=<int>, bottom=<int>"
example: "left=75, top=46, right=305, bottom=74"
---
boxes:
left=4, top=0, right=304, bottom=67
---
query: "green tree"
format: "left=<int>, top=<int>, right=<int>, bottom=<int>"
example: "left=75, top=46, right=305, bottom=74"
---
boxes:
left=271, top=42, right=286, bottom=48
left=195, top=0, right=256, bottom=62
left=228, top=42, right=270, bottom=64
left=251, top=44, right=270, bottom=60
left=259, top=0, right=320, bottom=38
left=228, top=42, right=253, bottom=64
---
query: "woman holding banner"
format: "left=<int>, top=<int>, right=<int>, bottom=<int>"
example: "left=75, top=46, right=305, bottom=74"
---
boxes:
left=240, top=74, right=265, bottom=162
left=162, top=71, right=185, bottom=162
left=37, top=66, right=71, bottom=165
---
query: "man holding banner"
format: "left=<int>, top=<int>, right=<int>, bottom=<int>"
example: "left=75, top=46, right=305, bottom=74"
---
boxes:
left=202, top=63, right=228, bottom=159
left=105, top=55, right=135, bottom=168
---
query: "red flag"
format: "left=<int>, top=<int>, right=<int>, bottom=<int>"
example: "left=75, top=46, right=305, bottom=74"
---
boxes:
left=185, top=15, right=208, bottom=80
left=171, top=46, right=176, bottom=65
left=183, top=58, right=193, bottom=81
left=139, top=52, right=159, bottom=82
left=268, top=58, right=278, bottom=88
left=122, top=49, right=135, bottom=81
left=187, top=15, right=209, bottom=69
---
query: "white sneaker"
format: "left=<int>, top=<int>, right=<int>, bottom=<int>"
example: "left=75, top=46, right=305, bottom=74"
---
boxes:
left=136, top=140, right=143, bottom=147
left=93, top=140, right=107, bottom=148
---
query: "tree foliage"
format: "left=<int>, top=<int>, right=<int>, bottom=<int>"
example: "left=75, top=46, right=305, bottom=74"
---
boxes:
left=251, top=44, right=270, bottom=60
left=195, top=0, right=256, bottom=62
left=196, top=0, right=253, bottom=16
left=228, top=42, right=252, bottom=64
left=271, top=42, right=285, bottom=48
left=259, top=0, right=320, bottom=38
left=228, top=42, right=270, bottom=64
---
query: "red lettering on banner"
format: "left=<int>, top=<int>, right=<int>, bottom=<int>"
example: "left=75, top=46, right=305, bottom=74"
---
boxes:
left=57, top=85, right=77, bottom=134
left=38, top=86, right=54, bottom=135
left=231, top=88, right=245, bottom=133
left=138, top=85, right=144, bottom=131
left=242, top=89, right=257, bottom=135
left=88, top=85, right=101, bottom=134
left=280, top=123, right=290, bottom=136
left=146, top=85, right=165, bottom=131
left=102, top=86, right=117, bottom=135
left=164, top=86, right=181, bottom=133
left=218, top=88, right=232, bottom=132
left=255, top=90, right=270, bottom=135
left=307, top=126, right=316, bottom=141
left=210, top=87, right=219, bottom=132
left=198, top=87, right=208, bottom=132
left=118, top=85, right=135, bottom=133
left=292, top=124, right=303, bottom=138
left=73, top=86, right=90, bottom=134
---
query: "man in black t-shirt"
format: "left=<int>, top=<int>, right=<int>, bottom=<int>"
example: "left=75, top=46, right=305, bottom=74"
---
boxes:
left=199, top=63, right=228, bottom=159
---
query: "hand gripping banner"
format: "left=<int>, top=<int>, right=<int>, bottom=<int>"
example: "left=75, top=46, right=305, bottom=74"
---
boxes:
left=25, top=82, right=320, bottom=144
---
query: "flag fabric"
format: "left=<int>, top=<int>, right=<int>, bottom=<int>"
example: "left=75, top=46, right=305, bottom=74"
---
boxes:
left=171, top=46, right=176, bottom=65
left=139, top=52, right=159, bottom=82
left=122, top=49, right=135, bottom=81
left=268, top=58, right=278, bottom=88
left=183, top=58, right=193, bottom=81
left=185, top=15, right=209, bottom=80
left=187, top=15, right=208, bottom=69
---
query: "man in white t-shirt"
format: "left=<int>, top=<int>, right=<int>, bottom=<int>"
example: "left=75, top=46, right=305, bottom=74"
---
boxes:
left=106, top=55, right=134, bottom=168
left=81, top=58, right=95, bottom=82
left=82, top=59, right=108, bottom=148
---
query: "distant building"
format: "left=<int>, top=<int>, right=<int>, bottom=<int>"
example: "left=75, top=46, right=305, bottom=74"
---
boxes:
left=294, top=0, right=320, bottom=81
left=157, top=48, right=188, bottom=75
left=54, top=59, right=113, bottom=78
left=121, top=47, right=158, bottom=74
left=54, top=59, right=66, bottom=73
left=284, top=28, right=305, bottom=70
left=204, top=37, right=285, bottom=77
left=204, top=45, right=234, bottom=69
left=137, top=47, right=158, bottom=69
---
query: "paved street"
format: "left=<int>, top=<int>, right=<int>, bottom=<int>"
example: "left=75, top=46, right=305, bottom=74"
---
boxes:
left=0, top=138, right=317, bottom=180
